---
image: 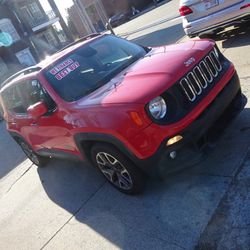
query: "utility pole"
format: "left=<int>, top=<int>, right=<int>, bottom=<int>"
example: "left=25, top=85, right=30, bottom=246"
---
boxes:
left=46, top=0, right=74, bottom=42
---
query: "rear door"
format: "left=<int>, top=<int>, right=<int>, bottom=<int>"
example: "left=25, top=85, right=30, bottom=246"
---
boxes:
left=181, top=0, right=244, bottom=21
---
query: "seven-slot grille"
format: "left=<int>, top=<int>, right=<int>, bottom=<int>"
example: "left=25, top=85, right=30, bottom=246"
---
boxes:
left=180, top=50, right=222, bottom=102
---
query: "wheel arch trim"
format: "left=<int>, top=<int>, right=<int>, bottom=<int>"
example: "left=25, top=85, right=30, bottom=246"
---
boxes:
left=74, top=132, right=139, bottom=164
left=8, top=131, right=27, bottom=144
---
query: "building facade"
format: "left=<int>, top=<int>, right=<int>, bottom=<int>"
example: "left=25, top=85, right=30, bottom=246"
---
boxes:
left=0, top=0, right=73, bottom=83
left=67, top=0, right=153, bottom=38
left=0, top=3, right=36, bottom=83
left=9, top=0, right=70, bottom=59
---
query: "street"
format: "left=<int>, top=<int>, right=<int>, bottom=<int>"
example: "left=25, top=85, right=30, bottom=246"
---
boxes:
left=1, top=1, right=250, bottom=249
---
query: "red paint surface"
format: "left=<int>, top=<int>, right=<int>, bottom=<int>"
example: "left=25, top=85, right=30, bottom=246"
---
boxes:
left=1, top=38, right=236, bottom=161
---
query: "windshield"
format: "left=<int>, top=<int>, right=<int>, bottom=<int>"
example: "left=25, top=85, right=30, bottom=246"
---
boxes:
left=44, top=35, right=146, bottom=102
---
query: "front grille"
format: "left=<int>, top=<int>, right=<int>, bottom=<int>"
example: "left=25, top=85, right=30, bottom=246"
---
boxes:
left=180, top=51, right=222, bottom=102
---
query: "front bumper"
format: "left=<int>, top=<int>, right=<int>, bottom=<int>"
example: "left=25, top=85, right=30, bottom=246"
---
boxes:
left=183, top=4, right=250, bottom=36
left=137, top=72, right=246, bottom=176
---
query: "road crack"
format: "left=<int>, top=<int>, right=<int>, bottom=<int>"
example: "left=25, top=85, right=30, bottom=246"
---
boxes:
left=240, top=76, right=250, bottom=81
left=40, top=180, right=107, bottom=250
left=4, top=163, right=33, bottom=195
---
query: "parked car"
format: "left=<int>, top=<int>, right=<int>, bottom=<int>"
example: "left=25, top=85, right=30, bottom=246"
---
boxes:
left=179, top=0, right=250, bottom=37
left=0, top=34, right=245, bottom=194
left=108, top=11, right=132, bottom=27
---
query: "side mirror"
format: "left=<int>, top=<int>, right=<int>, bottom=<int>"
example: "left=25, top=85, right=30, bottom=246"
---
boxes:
left=27, top=101, right=48, bottom=119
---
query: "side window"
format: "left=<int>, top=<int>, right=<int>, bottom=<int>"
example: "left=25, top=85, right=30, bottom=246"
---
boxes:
left=2, top=86, right=26, bottom=114
left=21, top=79, right=57, bottom=112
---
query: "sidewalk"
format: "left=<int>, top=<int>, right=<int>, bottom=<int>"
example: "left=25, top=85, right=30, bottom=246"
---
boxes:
left=0, top=7, right=250, bottom=250
left=196, top=150, right=250, bottom=249
left=182, top=24, right=250, bottom=250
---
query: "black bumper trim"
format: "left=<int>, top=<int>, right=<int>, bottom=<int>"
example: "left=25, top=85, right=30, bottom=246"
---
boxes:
left=137, top=72, right=246, bottom=176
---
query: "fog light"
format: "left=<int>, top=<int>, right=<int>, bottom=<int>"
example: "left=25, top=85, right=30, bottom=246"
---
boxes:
left=170, top=151, right=177, bottom=159
left=167, top=135, right=183, bottom=146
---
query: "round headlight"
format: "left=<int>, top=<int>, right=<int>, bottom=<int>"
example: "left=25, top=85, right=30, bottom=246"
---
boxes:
left=148, top=96, right=167, bottom=120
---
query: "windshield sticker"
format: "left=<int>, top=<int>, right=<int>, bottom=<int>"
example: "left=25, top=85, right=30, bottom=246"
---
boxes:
left=52, top=61, right=80, bottom=80
left=50, top=59, right=74, bottom=75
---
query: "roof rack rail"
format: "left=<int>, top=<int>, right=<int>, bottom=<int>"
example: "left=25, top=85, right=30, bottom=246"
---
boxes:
left=57, top=33, right=101, bottom=53
left=1, top=66, right=42, bottom=88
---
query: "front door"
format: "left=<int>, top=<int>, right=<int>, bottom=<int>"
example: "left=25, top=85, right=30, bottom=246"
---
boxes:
left=5, top=79, right=79, bottom=156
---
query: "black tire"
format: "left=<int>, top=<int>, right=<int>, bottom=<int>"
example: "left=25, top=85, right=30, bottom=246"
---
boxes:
left=91, top=143, right=144, bottom=194
left=18, top=139, right=48, bottom=168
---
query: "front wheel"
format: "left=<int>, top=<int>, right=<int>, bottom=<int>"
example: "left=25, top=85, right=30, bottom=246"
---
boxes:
left=18, top=140, right=48, bottom=167
left=91, top=143, right=144, bottom=194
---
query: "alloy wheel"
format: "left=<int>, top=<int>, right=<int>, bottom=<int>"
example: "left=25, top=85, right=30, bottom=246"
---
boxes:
left=96, top=152, right=133, bottom=190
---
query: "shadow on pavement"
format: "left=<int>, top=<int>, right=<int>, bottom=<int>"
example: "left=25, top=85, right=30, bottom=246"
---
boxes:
left=37, top=159, right=105, bottom=214
left=36, top=107, right=250, bottom=249
left=131, top=22, right=185, bottom=47
left=211, top=22, right=250, bottom=49
left=195, top=149, right=250, bottom=250
left=0, top=121, right=26, bottom=179
left=37, top=156, right=227, bottom=249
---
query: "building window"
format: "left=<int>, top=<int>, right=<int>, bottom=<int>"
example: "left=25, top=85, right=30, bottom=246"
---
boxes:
left=0, top=19, right=20, bottom=43
left=44, top=30, right=58, bottom=46
left=15, top=48, right=36, bottom=67
left=0, top=57, right=8, bottom=77
left=29, top=2, right=43, bottom=19
left=58, top=33, right=67, bottom=43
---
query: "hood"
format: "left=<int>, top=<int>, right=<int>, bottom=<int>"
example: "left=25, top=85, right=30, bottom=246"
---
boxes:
left=76, top=39, right=215, bottom=107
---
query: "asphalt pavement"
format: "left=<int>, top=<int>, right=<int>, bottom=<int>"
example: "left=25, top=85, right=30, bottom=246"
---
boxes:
left=0, top=1, right=250, bottom=249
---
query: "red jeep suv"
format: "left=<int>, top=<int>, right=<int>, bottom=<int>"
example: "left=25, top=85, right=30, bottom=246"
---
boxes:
left=0, top=34, right=245, bottom=194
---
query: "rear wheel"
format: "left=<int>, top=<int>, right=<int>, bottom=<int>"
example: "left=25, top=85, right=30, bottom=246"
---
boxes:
left=91, top=143, right=144, bottom=194
left=18, top=139, right=48, bottom=167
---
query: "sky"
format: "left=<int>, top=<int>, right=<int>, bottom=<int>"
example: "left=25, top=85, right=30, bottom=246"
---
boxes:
left=40, top=0, right=74, bottom=22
